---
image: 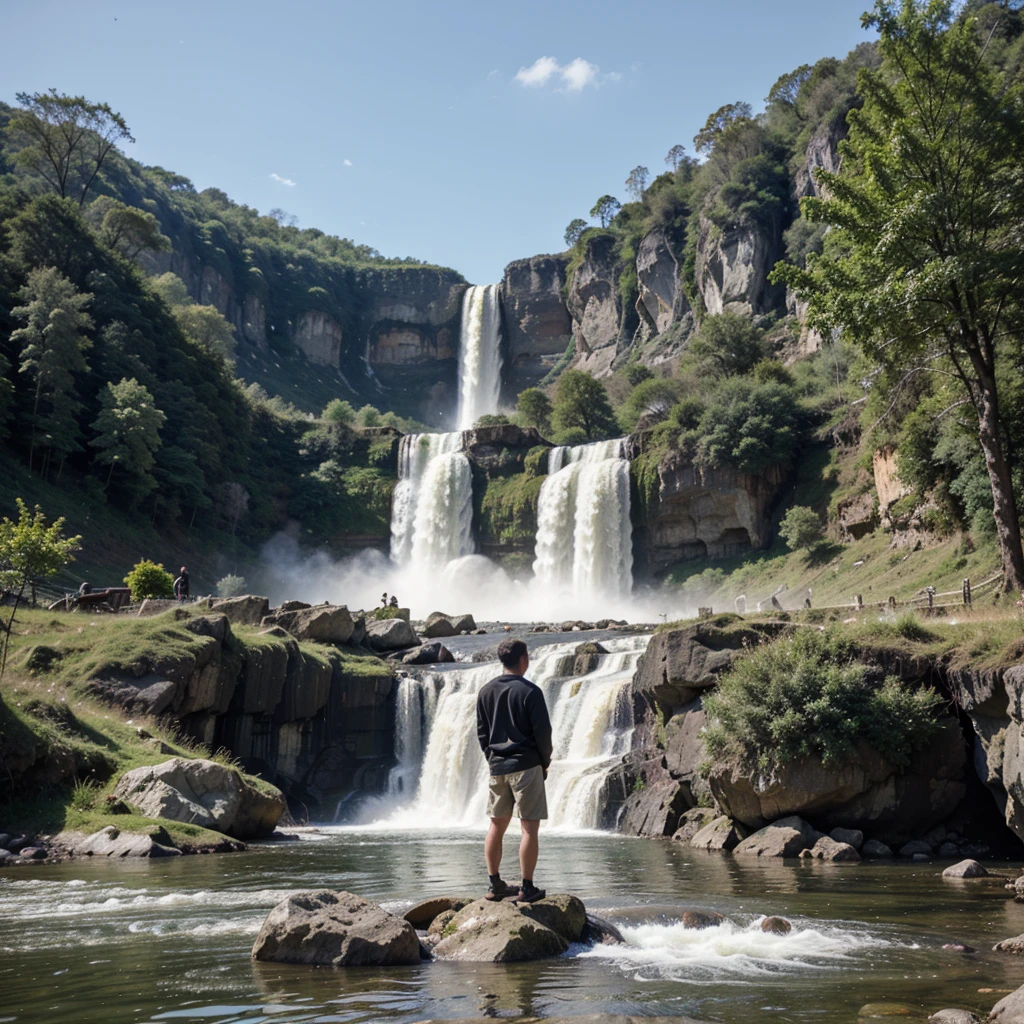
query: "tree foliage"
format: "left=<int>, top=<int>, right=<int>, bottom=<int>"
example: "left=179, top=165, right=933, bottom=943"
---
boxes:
left=589, top=195, right=621, bottom=228
left=91, top=377, right=166, bottom=496
left=123, top=559, right=175, bottom=602
left=87, top=196, right=171, bottom=260
left=779, top=505, right=824, bottom=551
left=563, top=218, right=588, bottom=247
left=693, top=101, right=753, bottom=154
left=516, top=387, right=553, bottom=434
left=624, top=165, right=650, bottom=200
left=551, top=370, right=618, bottom=442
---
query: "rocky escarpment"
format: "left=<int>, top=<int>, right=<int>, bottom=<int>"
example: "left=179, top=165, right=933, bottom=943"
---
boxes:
left=498, top=255, right=574, bottom=398
left=634, top=229, right=689, bottom=347
left=629, top=439, right=789, bottom=574
left=694, top=215, right=784, bottom=318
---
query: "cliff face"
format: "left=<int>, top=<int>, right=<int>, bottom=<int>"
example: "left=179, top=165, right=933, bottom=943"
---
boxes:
left=694, top=216, right=784, bottom=318
left=634, top=229, right=688, bottom=343
left=498, top=255, right=573, bottom=398
left=630, top=442, right=788, bottom=574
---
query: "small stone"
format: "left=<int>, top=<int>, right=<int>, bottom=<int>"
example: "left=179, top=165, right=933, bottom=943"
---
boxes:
left=912, top=852, right=929, bottom=861
left=993, top=932, right=1024, bottom=954
left=682, top=910, right=725, bottom=929
left=928, top=1011, right=979, bottom=1024
left=862, top=839, right=894, bottom=858
left=761, top=916, right=792, bottom=935
left=899, top=840, right=933, bottom=857
left=942, top=859, right=987, bottom=880
left=942, top=942, right=977, bottom=953
left=19, top=847, right=47, bottom=860
left=858, top=1002, right=918, bottom=1017
left=829, top=827, right=864, bottom=850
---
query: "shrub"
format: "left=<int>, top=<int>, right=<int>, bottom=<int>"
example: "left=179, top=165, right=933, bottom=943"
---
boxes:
left=322, top=399, right=356, bottom=425
left=475, top=414, right=510, bottom=427
left=216, top=574, right=246, bottom=598
left=123, top=559, right=175, bottom=601
left=702, top=629, right=942, bottom=774
left=778, top=505, right=823, bottom=551
left=620, top=378, right=683, bottom=432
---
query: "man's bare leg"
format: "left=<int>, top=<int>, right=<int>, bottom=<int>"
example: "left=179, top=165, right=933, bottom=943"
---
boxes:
left=485, top=815, right=512, bottom=875
left=519, top=818, right=540, bottom=882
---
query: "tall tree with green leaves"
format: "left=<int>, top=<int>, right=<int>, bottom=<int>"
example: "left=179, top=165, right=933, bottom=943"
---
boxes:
left=172, top=304, right=236, bottom=363
left=87, top=196, right=171, bottom=260
left=774, top=0, right=1024, bottom=591
left=9, top=90, right=134, bottom=207
left=563, top=218, right=588, bottom=247
left=91, top=378, right=166, bottom=495
left=516, top=387, right=553, bottom=434
left=0, top=499, right=80, bottom=677
left=665, top=144, right=688, bottom=171
left=551, top=370, right=618, bottom=442
left=624, top=165, right=650, bottom=200
left=589, top=195, right=621, bottom=228
left=11, top=266, right=93, bottom=475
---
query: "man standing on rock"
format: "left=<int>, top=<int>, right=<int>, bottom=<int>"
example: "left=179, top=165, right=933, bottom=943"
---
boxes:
left=476, top=637, right=553, bottom=904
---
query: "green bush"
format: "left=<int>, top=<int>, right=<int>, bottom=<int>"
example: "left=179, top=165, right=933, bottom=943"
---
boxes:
left=216, top=574, right=246, bottom=598
left=778, top=505, right=823, bottom=551
left=123, top=560, right=175, bottom=602
left=702, top=629, right=942, bottom=775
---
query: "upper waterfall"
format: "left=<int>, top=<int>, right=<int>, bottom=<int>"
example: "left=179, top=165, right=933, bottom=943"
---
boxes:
left=456, top=284, right=503, bottom=431
left=534, top=439, right=634, bottom=601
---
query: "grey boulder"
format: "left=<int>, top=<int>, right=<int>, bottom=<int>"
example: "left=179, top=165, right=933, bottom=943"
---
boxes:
left=261, top=604, right=354, bottom=644
left=733, top=816, right=821, bottom=858
left=402, top=642, right=455, bottom=665
left=942, top=858, right=987, bottom=879
left=252, top=890, right=421, bottom=966
left=70, top=824, right=181, bottom=858
left=209, top=595, right=270, bottom=626
left=689, top=816, right=745, bottom=852
left=365, top=617, right=419, bottom=651
left=112, top=757, right=285, bottom=839
left=809, top=835, right=860, bottom=862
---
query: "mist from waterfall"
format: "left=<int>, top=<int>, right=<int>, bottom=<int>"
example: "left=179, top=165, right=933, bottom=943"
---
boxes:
left=377, top=634, right=648, bottom=830
left=456, top=284, right=503, bottom=431
left=390, top=432, right=473, bottom=570
left=534, top=439, right=634, bottom=601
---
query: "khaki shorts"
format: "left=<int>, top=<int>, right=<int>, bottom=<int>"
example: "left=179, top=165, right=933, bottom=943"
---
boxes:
left=487, top=765, right=548, bottom=821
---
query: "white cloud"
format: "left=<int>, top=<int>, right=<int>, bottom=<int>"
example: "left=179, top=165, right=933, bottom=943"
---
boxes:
left=514, top=56, right=601, bottom=92
left=269, top=173, right=296, bottom=187
left=515, top=56, right=561, bottom=88
left=343, top=159, right=352, bottom=167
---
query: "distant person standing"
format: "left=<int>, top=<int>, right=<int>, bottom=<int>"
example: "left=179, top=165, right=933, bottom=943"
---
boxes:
left=476, top=638, right=553, bottom=904
left=174, top=566, right=190, bottom=602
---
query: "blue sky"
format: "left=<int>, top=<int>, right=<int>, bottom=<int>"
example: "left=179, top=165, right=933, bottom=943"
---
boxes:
left=3, top=0, right=875, bottom=284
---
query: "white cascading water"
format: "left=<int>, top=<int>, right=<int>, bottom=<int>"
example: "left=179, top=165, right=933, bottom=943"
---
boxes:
left=456, top=284, right=503, bottom=431
left=534, top=439, right=633, bottom=600
left=380, top=634, right=648, bottom=830
left=390, top=432, right=474, bottom=570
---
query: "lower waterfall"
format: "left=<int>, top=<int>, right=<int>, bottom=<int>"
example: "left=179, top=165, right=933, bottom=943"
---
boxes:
left=534, top=439, right=633, bottom=600
left=379, top=634, right=648, bottom=830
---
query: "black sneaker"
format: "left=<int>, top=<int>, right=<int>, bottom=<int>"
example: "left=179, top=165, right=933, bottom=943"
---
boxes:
left=485, top=878, right=518, bottom=901
left=516, top=882, right=546, bottom=903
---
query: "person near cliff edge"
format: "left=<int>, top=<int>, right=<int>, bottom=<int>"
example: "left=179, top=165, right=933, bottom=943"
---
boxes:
left=476, top=637, right=553, bottom=904
left=173, top=566, right=190, bottom=603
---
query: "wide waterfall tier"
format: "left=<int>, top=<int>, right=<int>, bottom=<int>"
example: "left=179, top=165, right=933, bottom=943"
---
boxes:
left=382, top=634, right=648, bottom=831
left=390, top=432, right=474, bottom=568
left=534, top=439, right=633, bottom=600
left=456, top=284, right=503, bottom=431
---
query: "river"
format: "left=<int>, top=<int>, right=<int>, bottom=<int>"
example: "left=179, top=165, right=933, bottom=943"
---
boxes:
left=4, top=827, right=1024, bottom=1023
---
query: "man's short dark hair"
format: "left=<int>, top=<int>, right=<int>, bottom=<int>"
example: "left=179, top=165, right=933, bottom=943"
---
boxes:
left=497, top=638, right=528, bottom=670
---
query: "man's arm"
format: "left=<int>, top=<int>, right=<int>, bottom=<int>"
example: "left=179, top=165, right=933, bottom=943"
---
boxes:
left=528, top=689, right=553, bottom=769
left=476, top=692, right=490, bottom=757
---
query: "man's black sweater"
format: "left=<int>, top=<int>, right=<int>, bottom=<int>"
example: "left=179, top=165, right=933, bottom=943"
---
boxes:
left=476, top=674, right=553, bottom=776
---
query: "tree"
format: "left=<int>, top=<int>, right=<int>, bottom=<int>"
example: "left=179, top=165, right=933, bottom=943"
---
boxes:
left=778, top=505, right=824, bottom=551
left=765, top=65, right=813, bottom=108
left=564, top=218, right=588, bottom=247
left=11, top=266, right=93, bottom=475
left=624, top=165, right=650, bottom=200
left=589, top=195, right=621, bottom=228
left=0, top=500, right=80, bottom=677
left=356, top=404, right=383, bottom=428
left=90, top=378, right=166, bottom=495
left=87, top=197, right=171, bottom=260
left=620, top=377, right=683, bottom=431
left=693, top=101, right=753, bottom=154
left=150, top=272, right=191, bottom=308
left=773, top=0, right=1024, bottom=591
left=216, top=574, right=247, bottom=597
left=172, top=304, right=236, bottom=363
left=9, top=90, right=134, bottom=206
left=516, top=387, right=553, bottom=434
left=665, top=144, right=688, bottom=171
left=624, top=363, right=654, bottom=387
left=475, top=414, right=510, bottom=426
left=687, top=313, right=767, bottom=377
left=322, top=399, right=356, bottom=425
left=123, top=559, right=175, bottom=602
left=551, top=370, right=618, bottom=442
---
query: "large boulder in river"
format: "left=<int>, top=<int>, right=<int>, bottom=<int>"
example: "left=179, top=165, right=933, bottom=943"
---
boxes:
left=422, top=612, right=458, bottom=638
left=733, top=815, right=823, bottom=858
left=708, top=719, right=966, bottom=841
left=365, top=617, right=419, bottom=651
left=112, top=757, right=285, bottom=839
left=260, top=604, right=354, bottom=644
left=992, top=982, right=1024, bottom=1021
left=252, top=890, right=421, bottom=966
left=431, top=894, right=586, bottom=962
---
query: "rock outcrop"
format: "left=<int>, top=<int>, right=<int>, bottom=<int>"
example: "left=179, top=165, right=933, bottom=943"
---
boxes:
left=634, top=229, right=688, bottom=343
left=112, top=758, right=286, bottom=839
left=252, top=891, right=421, bottom=966
left=293, top=310, right=344, bottom=367
left=499, top=254, right=573, bottom=397
left=694, top=216, right=783, bottom=317
left=260, top=604, right=355, bottom=644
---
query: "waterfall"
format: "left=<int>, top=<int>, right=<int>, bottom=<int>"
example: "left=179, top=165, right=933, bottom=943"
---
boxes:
left=390, top=432, right=474, bottom=569
left=533, top=439, right=633, bottom=600
left=378, top=634, right=648, bottom=830
left=457, top=284, right=502, bottom=431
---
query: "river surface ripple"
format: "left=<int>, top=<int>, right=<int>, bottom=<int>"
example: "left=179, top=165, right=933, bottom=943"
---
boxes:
left=2, top=827, right=1024, bottom=1023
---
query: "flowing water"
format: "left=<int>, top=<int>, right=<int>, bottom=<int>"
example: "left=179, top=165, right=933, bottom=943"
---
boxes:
left=456, top=284, right=503, bottom=431
left=4, top=833, right=1023, bottom=1023
left=382, top=635, right=643, bottom=829
left=534, top=440, right=633, bottom=601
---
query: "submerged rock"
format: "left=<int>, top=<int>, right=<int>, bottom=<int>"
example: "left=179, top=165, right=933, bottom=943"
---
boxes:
left=252, top=890, right=421, bottom=967
left=810, top=835, right=860, bottom=862
left=67, top=825, right=181, bottom=859
left=112, top=757, right=285, bottom=839
left=682, top=910, right=724, bottom=930
left=761, top=916, right=792, bottom=935
left=430, top=894, right=586, bottom=962
left=582, top=912, right=626, bottom=945
left=862, top=839, right=894, bottom=858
